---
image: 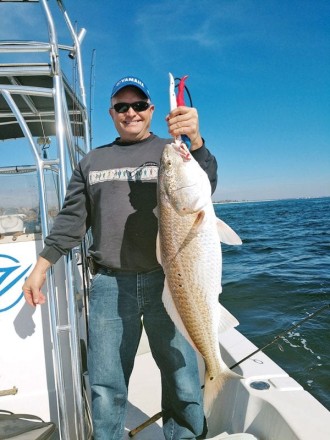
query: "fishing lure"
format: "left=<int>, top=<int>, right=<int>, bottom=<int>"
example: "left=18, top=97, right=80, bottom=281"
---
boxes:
left=168, top=72, right=191, bottom=149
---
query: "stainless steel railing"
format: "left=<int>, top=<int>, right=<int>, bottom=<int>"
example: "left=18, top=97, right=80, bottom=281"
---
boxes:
left=0, top=1, right=91, bottom=438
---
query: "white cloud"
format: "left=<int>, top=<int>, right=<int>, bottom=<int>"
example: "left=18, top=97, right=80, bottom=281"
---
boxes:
left=0, top=3, right=45, bottom=40
left=133, top=0, right=258, bottom=71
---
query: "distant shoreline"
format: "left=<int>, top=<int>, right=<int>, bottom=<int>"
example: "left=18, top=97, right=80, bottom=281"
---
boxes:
left=213, top=195, right=330, bottom=205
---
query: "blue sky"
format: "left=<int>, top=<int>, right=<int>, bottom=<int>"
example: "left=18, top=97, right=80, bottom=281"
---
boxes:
left=0, top=0, right=329, bottom=201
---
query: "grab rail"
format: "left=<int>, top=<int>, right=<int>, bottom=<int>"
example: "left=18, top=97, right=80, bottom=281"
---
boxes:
left=0, top=0, right=91, bottom=438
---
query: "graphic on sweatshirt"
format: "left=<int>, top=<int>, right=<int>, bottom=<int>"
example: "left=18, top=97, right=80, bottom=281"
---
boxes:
left=89, top=162, right=158, bottom=185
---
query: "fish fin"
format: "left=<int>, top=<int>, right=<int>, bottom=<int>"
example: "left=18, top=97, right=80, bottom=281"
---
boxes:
left=187, top=210, right=205, bottom=237
left=216, top=218, right=242, bottom=245
left=177, top=211, right=205, bottom=252
left=162, top=278, right=198, bottom=351
left=155, top=232, right=162, bottom=265
left=218, top=303, right=240, bottom=335
left=203, top=368, right=242, bottom=418
left=193, top=210, right=205, bottom=228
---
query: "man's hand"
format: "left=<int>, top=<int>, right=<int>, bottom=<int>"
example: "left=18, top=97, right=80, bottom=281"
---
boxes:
left=22, top=256, right=51, bottom=307
left=166, top=106, right=203, bottom=151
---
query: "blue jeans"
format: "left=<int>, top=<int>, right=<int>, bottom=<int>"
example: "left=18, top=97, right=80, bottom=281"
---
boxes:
left=88, top=267, right=205, bottom=440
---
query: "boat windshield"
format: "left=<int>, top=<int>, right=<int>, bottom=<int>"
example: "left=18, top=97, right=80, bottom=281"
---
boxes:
left=0, top=168, right=59, bottom=240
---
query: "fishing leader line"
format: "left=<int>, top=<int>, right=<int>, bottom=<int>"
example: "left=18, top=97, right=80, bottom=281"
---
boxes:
left=229, top=303, right=330, bottom=370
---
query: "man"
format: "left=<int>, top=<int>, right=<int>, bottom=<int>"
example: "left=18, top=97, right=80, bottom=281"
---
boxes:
left=23, top=76, right=218, bottom=439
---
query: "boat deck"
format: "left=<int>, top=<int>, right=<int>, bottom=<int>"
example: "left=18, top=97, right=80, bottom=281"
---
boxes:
left=126, top=346, right=164, bottom=439
left=125, top=328, right=330, bottom=440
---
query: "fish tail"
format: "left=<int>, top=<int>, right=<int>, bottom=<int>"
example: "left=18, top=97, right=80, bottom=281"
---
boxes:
left=203, top=368, right=242, bottom=417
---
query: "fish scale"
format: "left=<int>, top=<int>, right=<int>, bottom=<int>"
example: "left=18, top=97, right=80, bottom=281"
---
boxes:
left=165, top=210, right=222, bottom=376
left=157, top=142, right=242, bottom=415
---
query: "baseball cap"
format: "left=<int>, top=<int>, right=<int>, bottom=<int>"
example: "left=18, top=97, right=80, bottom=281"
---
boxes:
left=111, top=76, right=151, bottom=100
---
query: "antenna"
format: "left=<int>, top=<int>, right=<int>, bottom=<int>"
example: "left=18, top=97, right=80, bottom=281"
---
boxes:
left=89, top=48, right=96, bottom=147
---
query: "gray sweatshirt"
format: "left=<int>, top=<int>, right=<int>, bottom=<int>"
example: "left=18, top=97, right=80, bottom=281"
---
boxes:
left=40, top=134, right=218, bottom=272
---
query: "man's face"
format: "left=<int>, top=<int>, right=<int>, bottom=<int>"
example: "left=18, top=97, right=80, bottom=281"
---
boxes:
left=109, top=87, right=155, bottom=142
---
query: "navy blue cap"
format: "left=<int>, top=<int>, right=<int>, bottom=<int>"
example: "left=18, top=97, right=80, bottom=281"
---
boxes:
left=111, top=76, right=151, bottom=100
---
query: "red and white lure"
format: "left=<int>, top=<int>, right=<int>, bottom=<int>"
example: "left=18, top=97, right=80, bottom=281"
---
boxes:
left=169, top=72, right=191, bottom=160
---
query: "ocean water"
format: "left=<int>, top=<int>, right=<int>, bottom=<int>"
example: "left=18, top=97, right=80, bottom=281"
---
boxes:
left=215, top=197, right=330, bottom=410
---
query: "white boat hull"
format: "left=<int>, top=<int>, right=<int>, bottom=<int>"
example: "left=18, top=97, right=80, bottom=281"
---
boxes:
left=0, top=237, right=88, bottom=439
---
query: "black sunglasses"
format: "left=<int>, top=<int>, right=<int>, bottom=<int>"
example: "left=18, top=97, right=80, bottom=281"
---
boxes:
left=112, top=101, right=150, bottom=113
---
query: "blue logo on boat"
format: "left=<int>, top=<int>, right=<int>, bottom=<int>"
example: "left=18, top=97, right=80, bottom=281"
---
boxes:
left=0, top=254, right=32, bottom=313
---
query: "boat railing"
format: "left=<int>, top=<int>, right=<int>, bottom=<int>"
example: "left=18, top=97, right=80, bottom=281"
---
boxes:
left=0, top=1, right=91, bottom=439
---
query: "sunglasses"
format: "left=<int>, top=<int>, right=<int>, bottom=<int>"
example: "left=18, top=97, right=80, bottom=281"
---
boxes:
left=112, top=101, right=150, bottom=113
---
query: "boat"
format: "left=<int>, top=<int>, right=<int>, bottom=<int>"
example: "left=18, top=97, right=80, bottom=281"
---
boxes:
left=0, top=1, right=91, bottom=439
left=0, top=1, right=329, bottom=439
